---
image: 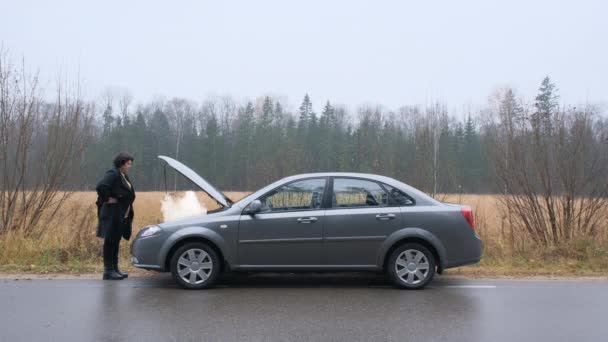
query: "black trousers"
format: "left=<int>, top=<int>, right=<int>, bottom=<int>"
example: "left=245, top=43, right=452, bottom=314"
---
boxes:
left=103, top=232, right=121, bottom=269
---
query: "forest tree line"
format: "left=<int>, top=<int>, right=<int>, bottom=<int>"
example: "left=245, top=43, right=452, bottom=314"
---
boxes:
left=83, top=93, right=492, bottom=193
left=2, top=51, right=607, bottom=240
left=4, top=72, right=607, bottom=195
left=78, top=78, right=606, bottom=197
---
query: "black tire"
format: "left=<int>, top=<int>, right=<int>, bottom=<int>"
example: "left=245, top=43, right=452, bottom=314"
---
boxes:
left=170, top=242, right=220, bottom=289
left=387, top=243, right=436, bottom=289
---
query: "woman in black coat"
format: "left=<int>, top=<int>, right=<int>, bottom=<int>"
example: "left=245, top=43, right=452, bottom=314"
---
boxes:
left=95, top=152, right=136, bottom=280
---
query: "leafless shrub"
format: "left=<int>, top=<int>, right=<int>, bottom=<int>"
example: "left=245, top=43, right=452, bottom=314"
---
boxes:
left=0, top=50, right=93, bottom=234
left=486, top=84, right=608, bottom=246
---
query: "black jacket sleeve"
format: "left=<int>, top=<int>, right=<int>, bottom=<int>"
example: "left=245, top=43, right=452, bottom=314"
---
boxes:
left=95, top=169, right=119, bottom=201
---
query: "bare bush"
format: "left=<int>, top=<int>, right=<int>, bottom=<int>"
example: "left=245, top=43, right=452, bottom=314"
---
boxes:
left=0, top=50, right=93, bottom=234
left=486, top=81, right=608, bottom=246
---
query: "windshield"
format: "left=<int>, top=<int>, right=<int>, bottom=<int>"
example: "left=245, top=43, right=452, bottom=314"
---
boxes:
left=231, top=177, right=289, bottom=208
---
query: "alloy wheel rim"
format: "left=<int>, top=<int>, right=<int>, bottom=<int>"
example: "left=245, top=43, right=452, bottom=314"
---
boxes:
left=177, top=248, right=213, bottom=285
left=395, top=249, right=430, bottom=285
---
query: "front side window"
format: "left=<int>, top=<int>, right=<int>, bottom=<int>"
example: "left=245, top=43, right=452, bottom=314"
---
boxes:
left=259, top=178, right=326, bottom=213
left=332, top=178, right=387, bottom=208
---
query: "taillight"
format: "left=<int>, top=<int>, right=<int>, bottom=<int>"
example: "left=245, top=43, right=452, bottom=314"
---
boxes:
left=461, top=207, right=475, bottom=229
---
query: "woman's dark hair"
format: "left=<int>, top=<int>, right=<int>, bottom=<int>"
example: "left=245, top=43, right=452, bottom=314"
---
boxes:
left=113, top=152, right=134, bottom=168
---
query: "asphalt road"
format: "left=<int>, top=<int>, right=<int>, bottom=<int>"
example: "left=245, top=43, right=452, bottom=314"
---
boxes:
left=1, top=273, right=606, bottom=342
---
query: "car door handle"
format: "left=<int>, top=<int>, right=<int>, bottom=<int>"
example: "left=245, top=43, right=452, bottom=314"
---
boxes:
left=376, top=214, right=396, bottom=221
left=297, top=217, right=318, bottom=224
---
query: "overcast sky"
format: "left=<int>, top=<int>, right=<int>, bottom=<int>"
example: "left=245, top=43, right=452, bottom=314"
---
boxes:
left=2, top=0, right=606, bottom=111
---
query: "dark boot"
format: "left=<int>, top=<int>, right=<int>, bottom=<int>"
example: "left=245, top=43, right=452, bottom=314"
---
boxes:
left=111, top=236, right=127, bottom=279
left=113, top=260, right=128, bottom=279
left=103, top=236, right=123, bottom=280
left=103, top=266, right=124, bottom=280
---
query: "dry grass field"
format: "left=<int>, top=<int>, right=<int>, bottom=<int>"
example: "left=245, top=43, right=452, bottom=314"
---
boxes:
left=1, top=191, right=607, bottom=276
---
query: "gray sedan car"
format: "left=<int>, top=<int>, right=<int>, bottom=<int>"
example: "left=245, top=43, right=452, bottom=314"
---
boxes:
left=131, top=156, right=482, bottom=289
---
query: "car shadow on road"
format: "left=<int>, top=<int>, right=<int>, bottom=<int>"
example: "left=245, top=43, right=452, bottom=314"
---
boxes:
left=136, top=271, right=444, bottom=290
left=220, top=272, right=393, bottom=288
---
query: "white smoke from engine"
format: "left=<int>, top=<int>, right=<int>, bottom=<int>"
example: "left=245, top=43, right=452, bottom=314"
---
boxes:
left=161, top=191, right=207, bottom=221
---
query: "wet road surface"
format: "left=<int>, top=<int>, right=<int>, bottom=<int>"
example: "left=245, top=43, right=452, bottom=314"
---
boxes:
left=1, top=273, right=606, bottom=342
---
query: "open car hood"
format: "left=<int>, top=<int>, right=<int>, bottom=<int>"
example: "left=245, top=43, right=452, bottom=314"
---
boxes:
left=158, top=155, right=231, bottom=207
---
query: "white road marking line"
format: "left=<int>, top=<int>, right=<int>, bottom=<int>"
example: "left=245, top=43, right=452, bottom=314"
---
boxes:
left=367, top=285, right=497, bottom=289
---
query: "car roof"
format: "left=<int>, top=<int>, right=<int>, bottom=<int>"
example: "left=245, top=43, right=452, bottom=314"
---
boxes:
left=233, top=172, right=440, bottom=208
left=281, top=172, right=393, bottom=182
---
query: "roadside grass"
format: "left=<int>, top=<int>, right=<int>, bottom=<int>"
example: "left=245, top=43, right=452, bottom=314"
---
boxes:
left=453, top=244, right=608, bottom=277
left=1, top=192, right=607, bottom=277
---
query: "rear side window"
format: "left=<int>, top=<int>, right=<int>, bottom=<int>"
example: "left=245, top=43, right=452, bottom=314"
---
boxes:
left=332, top=178, right=388, bottom=208
left=383, top=184, right=415, bottom=206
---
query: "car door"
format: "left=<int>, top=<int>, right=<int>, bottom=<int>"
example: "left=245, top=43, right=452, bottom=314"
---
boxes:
left=237, top=178, right=328, bottom=267
left=323, top=177, right=403, bottom=266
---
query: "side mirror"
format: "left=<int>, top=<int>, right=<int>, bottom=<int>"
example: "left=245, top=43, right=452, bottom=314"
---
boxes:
left=243, top=199, right=263, bottom=216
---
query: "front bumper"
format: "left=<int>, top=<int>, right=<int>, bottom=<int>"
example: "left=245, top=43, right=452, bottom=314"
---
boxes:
left=130, top=233, right=165, bottom=271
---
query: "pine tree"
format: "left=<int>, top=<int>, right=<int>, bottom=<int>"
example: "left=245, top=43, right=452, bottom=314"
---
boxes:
left=499, top=88, right=524, bottom=133
left=454, top=122, right=465, bottom=153
left=464, top=115, right=476, bottom=143
left=533, top=76, right=559, bottom=135
left=535, top=76, right=559, bottom=117
left=102, top=104, right=114, bottom=138
left=318, top=101, right=335, bottom=170
left=274, top=101, right=283, bottom=123
left=296, top=94, right=315, bottom=170
left=298, top=94, right=314, bottom=129
left=320, top=101, right=334, bottom=127
left=148, top=108, right=172, bottom=189
left=261, top=96, right=273, bottom=127
left=234, top=102, right=255, bottom=188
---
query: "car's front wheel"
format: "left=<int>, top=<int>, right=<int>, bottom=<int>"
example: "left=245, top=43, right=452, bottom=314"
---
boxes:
left=170, top=242, right=220, bottom=289
left=387, top=243, right=436, bottom=289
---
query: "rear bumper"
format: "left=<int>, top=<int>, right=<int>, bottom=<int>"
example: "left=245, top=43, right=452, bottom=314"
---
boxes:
left=445, top=256, right=482, bottom=269
left=445, top=235, right=483, bottom=269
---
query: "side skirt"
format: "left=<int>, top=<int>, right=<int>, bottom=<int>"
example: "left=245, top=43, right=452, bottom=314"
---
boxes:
left=231, top=265, right=381, bottom=272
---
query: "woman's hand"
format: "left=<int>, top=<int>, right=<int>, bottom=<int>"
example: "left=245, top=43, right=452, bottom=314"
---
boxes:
left=107, top=197, right=118, bottom=203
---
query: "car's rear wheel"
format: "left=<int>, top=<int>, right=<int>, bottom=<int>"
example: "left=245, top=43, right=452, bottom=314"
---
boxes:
left=387, top=243, right=435, bottom=289
left=170, top=242, right=220, bottom=289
